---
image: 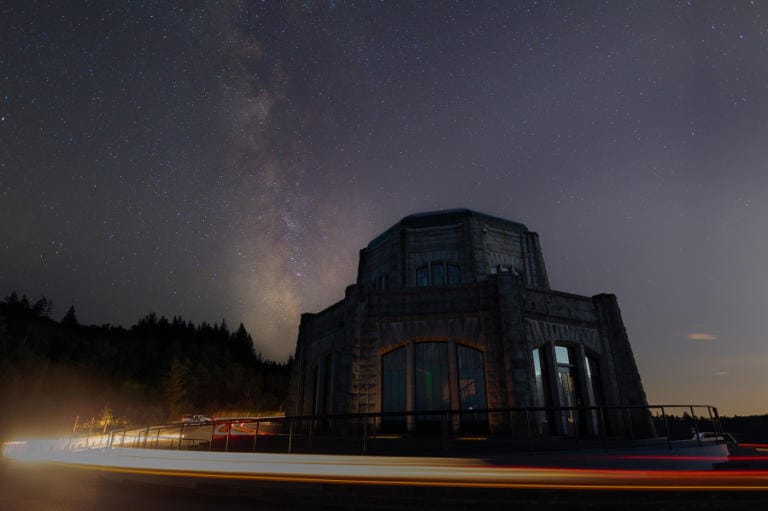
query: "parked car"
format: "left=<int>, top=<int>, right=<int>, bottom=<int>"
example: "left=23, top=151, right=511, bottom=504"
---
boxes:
left=181, top=414, right=211, bottom=424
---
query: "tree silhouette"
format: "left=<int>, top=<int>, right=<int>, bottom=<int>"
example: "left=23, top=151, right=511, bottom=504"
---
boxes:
left=1, top=289, right=293, bottom=427
left=61, top=306, right=79, bottom=327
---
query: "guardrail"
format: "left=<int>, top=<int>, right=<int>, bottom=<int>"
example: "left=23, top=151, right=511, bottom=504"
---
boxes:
left=86, top=404, right=722, bottom=456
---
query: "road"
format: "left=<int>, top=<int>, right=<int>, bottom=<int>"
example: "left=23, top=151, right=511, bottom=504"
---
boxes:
left=4, top=440, right=768, bottom=509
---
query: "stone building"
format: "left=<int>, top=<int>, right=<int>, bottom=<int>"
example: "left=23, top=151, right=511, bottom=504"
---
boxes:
left=286, top=209, right=648, bottom=435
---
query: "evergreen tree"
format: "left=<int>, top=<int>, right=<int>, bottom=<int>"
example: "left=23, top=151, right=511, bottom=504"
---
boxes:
left=61, top=306, right=79, bottom=327
left=32, top=296, right=52, bottom=317
left=231, top=323, right=255, bottom=362
left=165, top=358, right=192, bottom=419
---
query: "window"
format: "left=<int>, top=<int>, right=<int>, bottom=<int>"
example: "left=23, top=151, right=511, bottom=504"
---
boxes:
left=382, top=347, right=407, bottom=432
left=555, top=345, right=580, bottom=436
left=457, top=345, right=487, bottom=432
left=447, top=264, right=461, bottom=285
left=490, top=264, right=520, bottom=275
left=414, top=343, right=450, bottom=412
left=533, top=348, right=548, bottom=408
left=382, top=347, right=407, bottom=413
left=416, top=266, right=429, bottom=287
left=457, top=345, right=486, bottom=410
left=415, top=262, right=461, bottom=287
left=431, top=263, right=445, bottom=286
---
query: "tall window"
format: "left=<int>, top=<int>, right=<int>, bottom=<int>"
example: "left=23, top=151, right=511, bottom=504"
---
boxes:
left=457, top=345, right=486, bottom=410
left=416, top=266, right=429, bottom=287
left=431, top=263, right=445, bottom=286
left=457, top=345, right=487, bottom=432
left=382, top=347, right=407, bottom=413
left=555, top=346, right=580, bottom=435
left=414, top=343, right=450, bottom=411
left=533, top=345, right=600, bottom=436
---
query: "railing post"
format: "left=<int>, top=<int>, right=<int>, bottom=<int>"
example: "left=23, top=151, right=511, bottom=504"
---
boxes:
left=67, top=416, right=79, bottom=451
left=574, top=408, right=580, bottom=446
left=178, top=425, right=184, bottom=450
left=525, top=409, right=534, bottom=452
left=660, top=406, right=672, bottom=450
left=712, top=407, right=723, bottom=439
left=442, top=412, right=449, bottom=451
left=363, top=416, right=368, bottom=453
left=706, top=407, right=717, bottom=441
left=143, top=426, right=150, bottom=448
left=85, top=417, right=94, bottom=448
left=599, top=407, right=608, bottom=451
left=225, top=422, right=230, bottom=452
left=691, top=406, right=701, bottom=446
left=252, top=421, right=259, bottom=452
left=372, top=416, right=377, bottom=442
left=625, top=407, right=635, bottom=440
left=288, top=419, right=294, bottom=454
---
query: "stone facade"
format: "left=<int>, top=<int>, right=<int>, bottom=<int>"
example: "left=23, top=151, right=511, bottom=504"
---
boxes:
left=286, top=209, right=648, bottom=435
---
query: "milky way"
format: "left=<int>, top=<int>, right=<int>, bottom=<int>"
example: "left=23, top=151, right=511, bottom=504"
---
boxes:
left=2, top=1, right=768, bottom=414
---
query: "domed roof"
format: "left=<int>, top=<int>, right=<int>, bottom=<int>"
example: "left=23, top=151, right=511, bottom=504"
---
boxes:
left=367, top=208, right=529, bottom=248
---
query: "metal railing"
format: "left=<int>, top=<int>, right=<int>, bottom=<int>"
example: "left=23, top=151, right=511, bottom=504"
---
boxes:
left=80, top=404, right=722, bottom=456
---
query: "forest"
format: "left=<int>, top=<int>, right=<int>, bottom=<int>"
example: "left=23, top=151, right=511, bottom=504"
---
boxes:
left=0, top=292, right=292, bottom=441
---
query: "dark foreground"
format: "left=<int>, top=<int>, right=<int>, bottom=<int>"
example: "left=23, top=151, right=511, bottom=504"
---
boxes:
left=2, top=460, right=768, bottom=511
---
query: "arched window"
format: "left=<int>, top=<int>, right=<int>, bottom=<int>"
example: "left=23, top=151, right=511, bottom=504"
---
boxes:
left=457, top=345, right=486, bottom=411
left=382, top=347, right=407, bottom=413
left=416, top=266, right=429, bottom=287
left=457, top=344, right=487, bottom=432
left=414, top=343, right=450, bottom=412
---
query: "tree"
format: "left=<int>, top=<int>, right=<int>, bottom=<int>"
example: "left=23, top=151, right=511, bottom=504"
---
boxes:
left=165, top=358, right=192, bottom=420
left=61, top=306, right=79, bottom=327
left=230, top=323, right=255, bottom=362
left=32, top=296, right=52, bottom=317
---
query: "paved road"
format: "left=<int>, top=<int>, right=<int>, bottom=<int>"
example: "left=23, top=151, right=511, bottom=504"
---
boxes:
left=4, top=459, right=768, bottom=511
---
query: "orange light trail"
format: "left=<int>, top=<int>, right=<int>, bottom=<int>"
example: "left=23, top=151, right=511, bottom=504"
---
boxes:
left=4, top=440, right=768, bottom=492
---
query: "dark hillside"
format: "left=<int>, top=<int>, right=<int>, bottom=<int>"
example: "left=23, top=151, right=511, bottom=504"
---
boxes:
left=0, top=292, right=291, bottom=441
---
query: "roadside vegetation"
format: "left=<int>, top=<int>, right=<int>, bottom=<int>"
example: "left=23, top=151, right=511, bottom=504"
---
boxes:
left=0, top=291, right=292, bottom=441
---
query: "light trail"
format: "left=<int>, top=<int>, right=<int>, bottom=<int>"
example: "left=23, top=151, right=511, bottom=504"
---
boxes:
left=4, top=440, right=768, bottom=491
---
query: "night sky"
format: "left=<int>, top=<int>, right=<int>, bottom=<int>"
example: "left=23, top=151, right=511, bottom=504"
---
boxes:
left=2, top=1, right=767, bottom=415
